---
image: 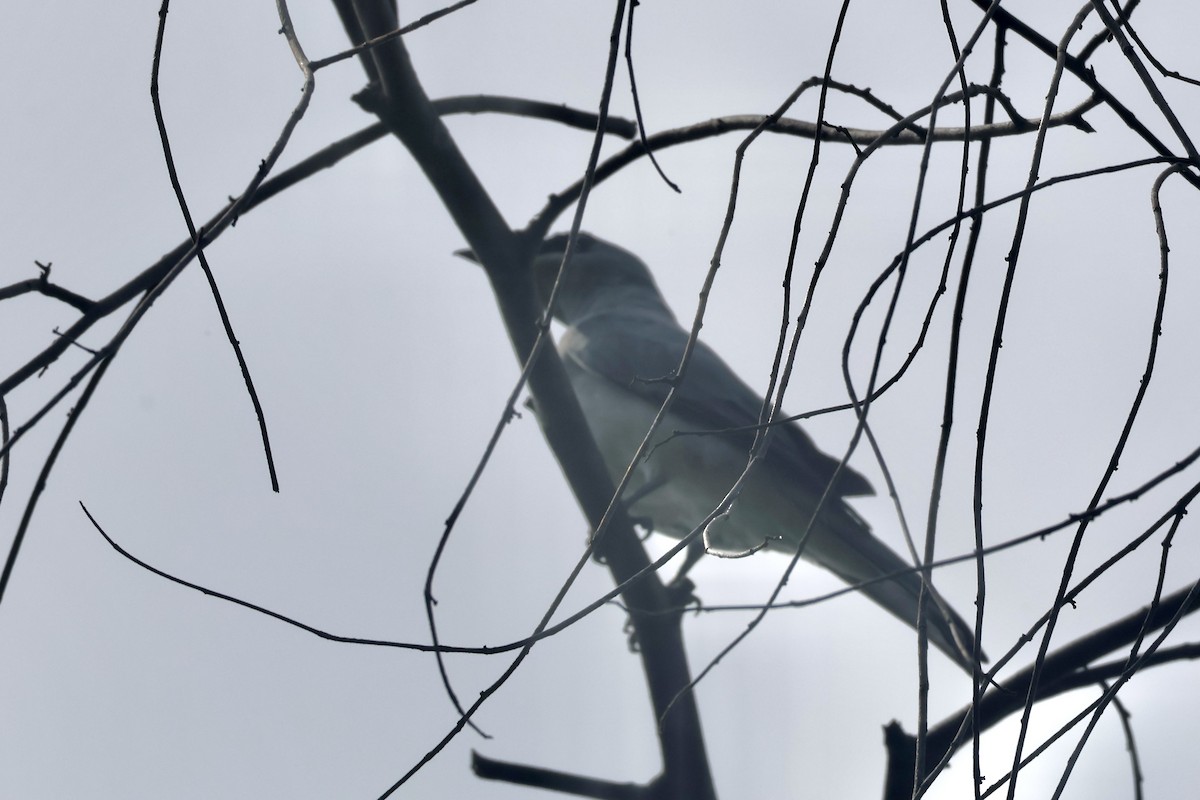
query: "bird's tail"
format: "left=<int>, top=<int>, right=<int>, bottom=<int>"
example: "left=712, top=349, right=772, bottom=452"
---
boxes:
left=803, top=505, right=983, bottom=672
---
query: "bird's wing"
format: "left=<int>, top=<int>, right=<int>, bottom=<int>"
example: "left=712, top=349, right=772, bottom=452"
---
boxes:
left=563, top=313, right=873, bottom=499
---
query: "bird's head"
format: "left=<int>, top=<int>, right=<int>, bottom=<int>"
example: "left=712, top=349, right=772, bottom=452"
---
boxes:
left=531, top=232, right=673, bottom=324
left=455, top=232, right=673, bottom=324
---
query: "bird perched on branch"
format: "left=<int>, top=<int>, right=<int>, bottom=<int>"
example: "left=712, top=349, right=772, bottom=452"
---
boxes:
left=494, top=232, right=978, bottom=669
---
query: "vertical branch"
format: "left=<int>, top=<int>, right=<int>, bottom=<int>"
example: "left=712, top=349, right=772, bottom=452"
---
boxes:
left=966, top=24, right=1009, bottom=800
left=1043, top=162, right=1186, bottom=799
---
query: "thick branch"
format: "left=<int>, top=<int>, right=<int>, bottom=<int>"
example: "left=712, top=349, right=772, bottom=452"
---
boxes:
left=473, top=753, right=644, bottom=800
left=0, top=275, right=95, bottom=312
left=344, top=2, right=714, bottom=797
left=881, top=583, right=1200, bottom=799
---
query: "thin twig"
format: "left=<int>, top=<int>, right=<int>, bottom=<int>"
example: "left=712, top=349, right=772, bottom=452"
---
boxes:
left=622, top=0, right=679, bottom=193
left=0, top=0, right=323, bottom=610
left=151, top=0, right=283, bottom=492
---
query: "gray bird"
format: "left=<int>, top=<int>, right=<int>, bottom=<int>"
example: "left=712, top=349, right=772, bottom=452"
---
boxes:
left=518, top=232, right=977, bottom=668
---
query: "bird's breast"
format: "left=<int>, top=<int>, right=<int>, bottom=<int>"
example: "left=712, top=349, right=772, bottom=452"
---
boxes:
left=564, top=363, right=790, bottom=554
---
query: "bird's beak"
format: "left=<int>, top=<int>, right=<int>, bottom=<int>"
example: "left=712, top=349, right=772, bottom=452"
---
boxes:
left=453, top=247, right=479, bottom=264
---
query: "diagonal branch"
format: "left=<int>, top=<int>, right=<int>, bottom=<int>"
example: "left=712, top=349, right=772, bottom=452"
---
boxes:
left=340, top=2, right=715, bottom=797
left=881, top=581, right=1200, bottom=799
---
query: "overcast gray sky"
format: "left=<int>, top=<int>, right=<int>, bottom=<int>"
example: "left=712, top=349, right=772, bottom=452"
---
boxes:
left=3, top=2, right=1200, bottom=798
